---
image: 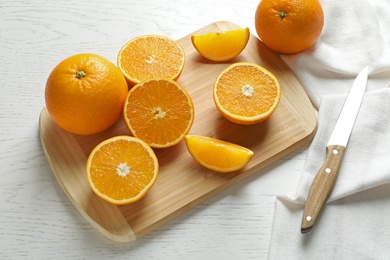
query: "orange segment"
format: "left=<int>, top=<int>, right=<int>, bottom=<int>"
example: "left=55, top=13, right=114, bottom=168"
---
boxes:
left=184, top=135, right=254, bottom=173
left=117, top=35, right=185, bottom=85
left=191, top=27, right=250, bottom=61
left=123, top=79, right=194, bottom=148
left=86, top=135, right=159, bottom=205
left=213, top=62, right=281, bottom=125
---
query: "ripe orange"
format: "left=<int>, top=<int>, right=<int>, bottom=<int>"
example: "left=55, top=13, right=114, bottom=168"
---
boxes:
left=117, top=35, right=185, bottom=85
left=86, top=135, right=159, bottom=205
left=123, top=79, right=194, bottom=148
left=184, top=135, right=254, bottom=173
left=191, top=27, right=250, bottom=61
left=213, top=62, right=281, bottom=125
left=255, top=0, right=324, bottom=54
left=45, top=53, right=128, bottom=135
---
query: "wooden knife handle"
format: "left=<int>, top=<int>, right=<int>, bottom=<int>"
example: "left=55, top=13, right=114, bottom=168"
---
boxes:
left=301, top=145, right=346, bottom=233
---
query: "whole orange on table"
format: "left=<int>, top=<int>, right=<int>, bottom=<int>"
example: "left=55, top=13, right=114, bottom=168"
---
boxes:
left=45, top=53, right=128, bottom=135
left=255, top=0, right=324, bottom=54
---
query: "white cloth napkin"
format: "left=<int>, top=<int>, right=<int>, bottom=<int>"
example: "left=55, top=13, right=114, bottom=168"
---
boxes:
left=268, top=0, right=390, bottom=258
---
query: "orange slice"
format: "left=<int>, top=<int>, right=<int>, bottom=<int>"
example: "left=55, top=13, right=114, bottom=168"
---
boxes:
left=123, top=79, right=195, bottom=148
left=213, top=62, right=281, bottom=125
left=184, top=135, right=254, bottom=173
left=191, top=27, right=250, bottom=61
left=86, top=135, right=159, bottom=205
left=117, top=35, right=185, bottom=85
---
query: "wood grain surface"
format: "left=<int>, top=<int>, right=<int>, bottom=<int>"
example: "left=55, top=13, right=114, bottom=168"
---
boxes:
left=1, top=1, right=316, bottom=259
left=39, top=21, right=316, bottom=242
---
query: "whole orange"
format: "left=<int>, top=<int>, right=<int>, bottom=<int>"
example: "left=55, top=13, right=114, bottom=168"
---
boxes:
left=45, top=53, right=128, bottom=135
left=255, top=0, right=324, bottom=54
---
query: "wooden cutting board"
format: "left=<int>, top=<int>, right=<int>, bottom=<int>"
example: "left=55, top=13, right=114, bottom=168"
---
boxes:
left=39, top=21, right=317, bottom=242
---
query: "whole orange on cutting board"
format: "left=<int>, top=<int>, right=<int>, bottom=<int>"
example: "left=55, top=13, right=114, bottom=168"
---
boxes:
left=213, top=62, right=281, bottom=125
left=86, top=135, right=159, bottom=205
left=117, top=35, right=185, bottom=86
left=123, top=78, right=194, bottom=148
left=255, top=0, right=324, bottom=54
left=45, top=53, right=128, bottom=135
left=191, top=27, right=250, bottom=61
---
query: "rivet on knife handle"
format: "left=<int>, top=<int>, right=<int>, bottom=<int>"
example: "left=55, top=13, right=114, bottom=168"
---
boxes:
left=301, top=145, right=346, bottom=233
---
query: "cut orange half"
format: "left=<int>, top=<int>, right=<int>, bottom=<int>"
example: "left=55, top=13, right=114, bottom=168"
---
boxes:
left=123, top=79, right=195, bottom=148
left=184, top=135, right=254, bottom=173
left=118, top=35, right=185, bottom=85
left=86, top=135, right=159, bottom=205
left=213, top=62, right=281, bottom=125
left=191, top=27, right=250, bottom=61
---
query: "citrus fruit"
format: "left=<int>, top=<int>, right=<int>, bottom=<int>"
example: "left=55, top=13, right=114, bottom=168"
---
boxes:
left=86, top=135, right=159, bottom=205
left=123, top=78, right=194, bottom=148
left=117, top=35, right=185, bottom=85
left=191, top=27, right=250, bottom=61
left=255, top=0, right=324, bottom=54
left=45, top=53, right=128, bottom=135
left=184, top=135, right=254, bottom=173
left=213, top=62, right=281, bottom=125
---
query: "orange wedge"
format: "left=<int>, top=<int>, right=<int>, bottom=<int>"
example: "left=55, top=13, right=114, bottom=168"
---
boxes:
left=118, top=35, right=185, bottom=85
left=213, top=62, right=281, bottom=125
left=191, top=27, right=250, bottom=61
left=184, top=135, right=254, bottom=173
left=86, top=135, right=159, bottom=205
left=123, top=79, right=195, bottom=148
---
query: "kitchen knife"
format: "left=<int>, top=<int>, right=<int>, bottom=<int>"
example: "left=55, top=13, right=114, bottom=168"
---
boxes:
left=301, top=66, right=369, bottom=233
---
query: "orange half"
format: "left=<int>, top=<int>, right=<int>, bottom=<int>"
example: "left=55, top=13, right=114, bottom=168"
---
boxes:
left=213, top=62, right=281, bottom=125
left=86, top=135, right=159, bottom=205
left=118, top=35, right=185, bottom=85
left=123, top=79, right=195, bottom=148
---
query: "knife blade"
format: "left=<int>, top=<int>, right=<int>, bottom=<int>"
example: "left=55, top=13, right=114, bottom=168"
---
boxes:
left=301, top=66, right=369, bottom=233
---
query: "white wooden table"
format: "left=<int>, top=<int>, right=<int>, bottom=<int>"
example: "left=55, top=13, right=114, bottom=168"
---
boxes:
left=0, top=0, right=310, bottom=258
